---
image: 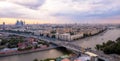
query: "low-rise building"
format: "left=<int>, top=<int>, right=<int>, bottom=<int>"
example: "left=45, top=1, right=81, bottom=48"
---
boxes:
left=56, top=33, right=83, bottom=41
left=71, top=33, right=83, bottom=40
left=57, top=33, right=71, bottom=41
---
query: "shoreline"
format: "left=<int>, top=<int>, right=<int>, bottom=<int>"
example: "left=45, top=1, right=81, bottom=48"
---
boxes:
left=0, top=46, right=59, bottom=57
left=72, top=28, right=108, bottom=42
left=72, top=28, right=120, bottom=50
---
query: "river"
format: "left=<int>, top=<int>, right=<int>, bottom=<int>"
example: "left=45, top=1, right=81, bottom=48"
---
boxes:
left=0, top=49, right=64, bottom=61
left=73, top=28, right=120, bottom=49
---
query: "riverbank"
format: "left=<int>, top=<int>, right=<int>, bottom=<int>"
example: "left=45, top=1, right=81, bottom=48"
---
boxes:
left=33, top=47, right=76, bottom=61
left=0, top=45, right=59, bottom=57
left=0, top=48, right=65, bottom=61
left=72, top=28, right=108, bottom=41
left=73, top=28, right=120, bottom=50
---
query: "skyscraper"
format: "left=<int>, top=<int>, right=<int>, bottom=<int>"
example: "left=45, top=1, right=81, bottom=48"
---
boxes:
left=2, top=22, right=5, bottom=30
left=15, top=20, right=25, bottom=27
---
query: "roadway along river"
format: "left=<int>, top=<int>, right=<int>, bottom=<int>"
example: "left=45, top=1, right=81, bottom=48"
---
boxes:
left=73, top=28, right=120, bottom=50
left=0, top=49, right=64, bottom=61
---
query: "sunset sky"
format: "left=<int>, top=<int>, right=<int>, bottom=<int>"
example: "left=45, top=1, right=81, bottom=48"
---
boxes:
left=0, top=0, right=120, bottom=24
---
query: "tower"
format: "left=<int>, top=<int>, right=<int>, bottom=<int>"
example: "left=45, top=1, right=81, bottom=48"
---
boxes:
left=15, top=20, right=19, bottom=27
left=20, top=20, right=23, bottom=26
left=2, top=22, right=5, bottom=30
left=23, top=21, right=25, bottom=25
left=15, top=20, right=25, bottom=27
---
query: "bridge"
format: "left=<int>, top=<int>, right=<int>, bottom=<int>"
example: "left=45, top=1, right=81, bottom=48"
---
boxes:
left=1, top=32, right=120, bottom=61
left=48, top=41, right=120, bottom=61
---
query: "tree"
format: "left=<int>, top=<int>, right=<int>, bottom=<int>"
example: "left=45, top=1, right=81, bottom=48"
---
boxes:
left=95, top=44, right=101, bottom=50
left=51, top=35, right=56, bottom=38
left=33, top=58, right=38, bottom=61
left=106, top=40, right=115, bottom=46
left=51, top=30, right=56, bottom=34
left=70, top=32, right=74, bottom=35
left=95, top=37, right=120, bottom=55
left=116, top=37, right=120, bottom=42
left=0, top=39, right=8, bottom=45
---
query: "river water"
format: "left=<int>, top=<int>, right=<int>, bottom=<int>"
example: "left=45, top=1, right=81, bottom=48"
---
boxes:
left=73, top=28, right=120, bottom=49
left=0, top=49, right=64, bottom=61
left=0, top=29, right=120, bottom=61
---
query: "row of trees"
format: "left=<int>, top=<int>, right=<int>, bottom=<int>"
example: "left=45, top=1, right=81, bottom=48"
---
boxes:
left=3, top=30, right=33, bottom=34
left=0, top=37, right=24, bottom=48
left=95, top=37, right=120, bottom=54
left=18, top=46, right=32, bottom=51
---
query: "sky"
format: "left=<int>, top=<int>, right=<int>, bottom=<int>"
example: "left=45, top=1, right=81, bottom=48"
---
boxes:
left=0, top=0, right=120, bottom=24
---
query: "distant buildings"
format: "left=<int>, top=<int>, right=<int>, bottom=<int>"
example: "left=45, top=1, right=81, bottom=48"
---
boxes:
left=15, top=20, right=25, bottom=27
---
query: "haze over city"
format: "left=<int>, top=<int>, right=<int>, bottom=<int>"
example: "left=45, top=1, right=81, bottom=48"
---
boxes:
left=0, top=0, right=120, bottom=24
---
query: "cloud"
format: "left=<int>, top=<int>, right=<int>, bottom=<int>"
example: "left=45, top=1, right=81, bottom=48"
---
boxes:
left=6, top=0, right=45, bottom=9
left=0, top=1, right=33, bottom=18
left=0, top=0, right=120, bottom=24
left=51, top=0, right=120, bottom=19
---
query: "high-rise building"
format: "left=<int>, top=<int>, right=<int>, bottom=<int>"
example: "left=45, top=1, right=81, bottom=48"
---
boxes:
left=16, top=20, right=19, bottom=26
left=15, top=20, right=25, bottom=27
left=2, top=22, right=5, bottom=30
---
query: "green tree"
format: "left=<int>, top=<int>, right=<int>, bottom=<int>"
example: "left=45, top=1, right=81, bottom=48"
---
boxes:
left=33, top=58, right=38, bottom=61
left=95, top=44, right=101, bottom=50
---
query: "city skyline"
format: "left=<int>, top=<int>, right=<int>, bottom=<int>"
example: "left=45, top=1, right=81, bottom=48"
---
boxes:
left=0, top=0, right=120, bottom=24
left=0, top=0, right=120, bottom=61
